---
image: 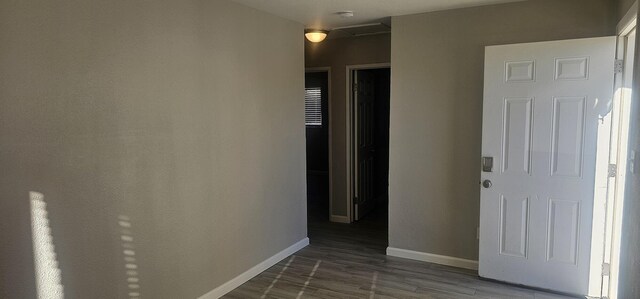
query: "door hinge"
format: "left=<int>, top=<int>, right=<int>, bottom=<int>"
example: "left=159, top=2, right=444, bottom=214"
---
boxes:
left=608, top=164, right=617, bottom=178
left=353, top=83, right=358, bottom=93
left=615, top=59, right=624, bottom=74
left=602, top=262, right=611, bottom=276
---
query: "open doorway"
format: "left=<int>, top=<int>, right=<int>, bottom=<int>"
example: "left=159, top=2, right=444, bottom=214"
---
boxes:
left=349, top=66, right=391, bottom=223
left=305, top=69, right=330, bottom=223
left=303, top=64, right=391, bottom=253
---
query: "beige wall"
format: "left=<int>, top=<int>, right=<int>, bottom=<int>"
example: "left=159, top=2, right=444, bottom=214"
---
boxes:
left=618, top=0, right=637, bottom=20
left=0, top=0, right=306, bottom=298
left=389, top=0, right=616, bottom=260
left=618, top=4, right=640, bottom=298
left=305, top=34, right=391, bottom=217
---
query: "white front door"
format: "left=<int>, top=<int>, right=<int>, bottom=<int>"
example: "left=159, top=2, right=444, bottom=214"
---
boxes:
left=479, top=37, right=616, bottom=295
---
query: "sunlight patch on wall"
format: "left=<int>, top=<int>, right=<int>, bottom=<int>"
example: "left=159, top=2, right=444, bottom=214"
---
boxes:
left=29, top=191, right=65, bottom=299
left=119, top=215, right=142, bottom=299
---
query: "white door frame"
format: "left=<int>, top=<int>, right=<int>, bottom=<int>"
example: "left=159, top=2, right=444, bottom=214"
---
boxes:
left=305, top=67, right=333, bottom=222
left=603, top=4, right=637, bottom=298
left=616, top=1, right=637, bottom=36
left=346, top=63, right=391, bottom=223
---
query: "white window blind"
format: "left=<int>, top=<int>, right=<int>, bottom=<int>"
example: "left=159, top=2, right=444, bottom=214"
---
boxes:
left=305, top=87, right=322, bottom=126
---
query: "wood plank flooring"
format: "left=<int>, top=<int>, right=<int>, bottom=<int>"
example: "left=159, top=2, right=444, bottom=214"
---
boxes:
left=224, top=208, right=580, bottom=299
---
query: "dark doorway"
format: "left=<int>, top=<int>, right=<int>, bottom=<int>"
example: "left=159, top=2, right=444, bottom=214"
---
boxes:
left=353, top=68, right=390, bottom=222
left=305, top=67, right=390, bottom=255
left=305, top=71, right=329, bottom=222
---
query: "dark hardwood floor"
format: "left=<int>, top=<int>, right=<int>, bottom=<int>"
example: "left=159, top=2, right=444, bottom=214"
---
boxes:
left=224, top=205, right=578, bottom=299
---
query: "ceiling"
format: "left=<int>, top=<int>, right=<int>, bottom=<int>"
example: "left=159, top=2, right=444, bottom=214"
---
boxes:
left=231, top=0, right=525, bottom=30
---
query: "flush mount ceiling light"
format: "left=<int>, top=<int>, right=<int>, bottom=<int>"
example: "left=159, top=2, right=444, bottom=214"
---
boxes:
left=305, top=29, right=329, bottom=43
left=336, top=11, right=354, bottom=18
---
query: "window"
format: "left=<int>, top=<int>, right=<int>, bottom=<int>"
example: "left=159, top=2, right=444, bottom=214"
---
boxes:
left=305, top=87, right=322, bottom=126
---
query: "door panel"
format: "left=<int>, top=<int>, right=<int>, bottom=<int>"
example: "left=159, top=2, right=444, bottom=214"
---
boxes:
left=550, top=96, right=586, bottom=177
left=499, top=195, right=529, bottom=258
left=546, top=199, right=580, bottom=265
left=501, top=98, right=533, bottom=175
left=480, top=37, right=616, bottom=295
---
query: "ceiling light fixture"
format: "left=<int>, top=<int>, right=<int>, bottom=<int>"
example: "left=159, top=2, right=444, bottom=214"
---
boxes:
left=305, top=29, right=329, bottom=43
left=336, top=11, right=354, bottom=18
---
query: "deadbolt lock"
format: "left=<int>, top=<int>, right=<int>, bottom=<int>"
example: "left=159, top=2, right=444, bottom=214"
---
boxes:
left=482, top=156, right=494, bottom=172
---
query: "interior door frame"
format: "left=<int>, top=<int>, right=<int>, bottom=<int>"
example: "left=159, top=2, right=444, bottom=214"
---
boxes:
left=305, top=67, right=333, bottom=222
left=346, top=63, right=391, bottom=223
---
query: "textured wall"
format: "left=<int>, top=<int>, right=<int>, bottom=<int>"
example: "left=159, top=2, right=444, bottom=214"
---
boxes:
left=389, top=0, right=616, bottom=260
left=617, top=0, right=637, bottom=20
left=0, top=0, right=306, bottom=298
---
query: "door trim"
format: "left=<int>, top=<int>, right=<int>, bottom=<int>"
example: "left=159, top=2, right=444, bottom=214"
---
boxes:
left=346, top=63, right=391, bottom=223
left=616, top=1, right=637, bottom=35
left=305, top=67, right=332, bottom=222
left=603, top=13, right=637, bottom=299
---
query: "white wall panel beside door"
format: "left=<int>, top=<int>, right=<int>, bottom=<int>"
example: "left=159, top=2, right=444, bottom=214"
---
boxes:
left=479, top=37, right=616, bottom=296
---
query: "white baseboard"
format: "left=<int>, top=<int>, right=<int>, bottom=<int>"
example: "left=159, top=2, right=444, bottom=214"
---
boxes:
left=330, top=215, right=350, bottom=223
left=386, top=247, right=478, bottom=271
left=198, top=238, right=309, bottom=299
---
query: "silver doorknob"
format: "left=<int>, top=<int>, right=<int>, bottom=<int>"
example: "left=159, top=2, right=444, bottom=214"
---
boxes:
left=482, top=180, right=492, bottom=189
